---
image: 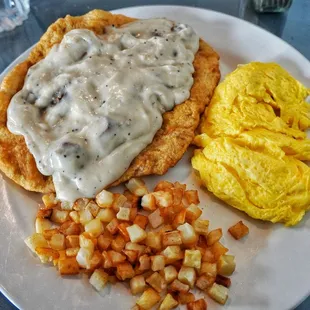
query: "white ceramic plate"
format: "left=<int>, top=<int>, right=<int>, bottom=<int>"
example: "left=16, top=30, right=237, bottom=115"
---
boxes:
left=0, top=5, right=309, bottom=310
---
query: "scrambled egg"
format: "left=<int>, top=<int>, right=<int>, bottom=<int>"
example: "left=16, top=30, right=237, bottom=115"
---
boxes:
left=192, top=62, right=310, bottom=226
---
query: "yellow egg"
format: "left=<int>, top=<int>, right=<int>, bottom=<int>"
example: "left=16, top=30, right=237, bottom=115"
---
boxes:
left=192, top=62, right=310, bottom=226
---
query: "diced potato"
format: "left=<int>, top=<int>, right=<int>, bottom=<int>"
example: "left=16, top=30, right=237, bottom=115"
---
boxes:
left=211, top=242, right=228, bottom=261
left=134, top=214, right=149, bottom=229
left=177, top=223, right=197, bottom=246
left=159, top=293, right=178, bottom=310
left=160, top=206, right=175, bottom=224
left=116, top=262, right=135, bottom=280
left=36, top=207, right=52, bottom=219
left=89, top=269, right=109, bottom=291
left=178, top=266, right=196, bottom=288
left=183, top=249, right=201, bottom=269
left=97, top=234, right=112, bottom=251
left=172, top=186, right=184, bottom=206
left=96, top=208, right=115, bottom=222
left=172, top=209, right=186, bottom=229
left=35, top=218, right=52, bottom=233
left=66, top=247, right=79, bottom=257
left=79, top=234, right=95, bottom=253
left=108, top=250, right=127, bottom=267
left=187, top=298, right=207, bottom=310
left=162, top=265, right=178, bottom=284
left=117, top=207, right=131, bottom=221
left=59, top=221, right=81, bottom=236
left=207, top=283, right=229, bottom=305
left=129, top=208, right=138, bottom=222
left=122, top=249, right=138, bottom=264
left=136, top=288, right=161, bottom=309
left=60, top=201, right=74, bottom=211
left=178, top=292, right=195, bottom=305
left=169, top=279, right=190, bottom=293
left=202, top=248, right=215, bottom=263
left=145, top=231, right=162, bottom=251
left=215, top=275, right=231, bottom=288
left=153, top=191, right=173, bottom=208
left=148, top=209, right=164, bottom=229
left=207, top=228, right=223, bottom=246
left=146, top=272, right=166, bottom=293
left=96, top=189, right=114, bottom=208
left=162, top=230, right=182, bottom=247
left=85, top=201, right=100, bottom=217
left=42, top=193, right=57, bottom=208
left=130, top=275, right=146, bottom=295
left=102, top=251, right=113, bottom=269
left=138, top=254, right=151, bottom=271
left=35, top=247, right=59, bottom=262
left=51, top=209, right=69, bottom=224
left=73, top=198, right=90, bottom=211
left=154, top=181, right=174, bottom=192
left=50, top=233, right=66, bottom=250
left=79, top=209, right=94, bottom=225
left=111, top=235, right=126, bottom=252
left=106, top=218, right=119, bottom=235
left=89, top=250, right=103, bottom=271
left=199, top=262, right=217, bottom=277
left=162, top=246, right=183, bottom=264
left=42, top=228, right=59, bottom=240
left=141, top=193, right=157, bottom=211
left=185, top=204, right=202, bottom=223
left=217, top=255, right=236, bottom=276
left=183, top=190, right=200, bottom=205
left=151, top=255, right=165, bottom=271
left=112, top=193, right=127, bottom=213
left=196, top=274, right=215, bottom=290
left=197, top=236, right=208, bottom=249
left=125, top=242, right=146, bottom=256
left=126, top=178, right=148, bottom=196
left=160, top=224, right=174, bottom=233
left=69, top=211, right=80, bottom=223
left=65, top=233, right=79, bottom=248
left=76, top=248, right=92, bottom=269
left=123, top=190, right=140, bottom=208
left=228, top=221, right=249, bottom=240
left=58, top=257, right=80, bottom=275
left=118, top=223, right=131, bottom=242
left=192, top=219, right=209, bottom=236
left=127, top=224, right=147, bottom=243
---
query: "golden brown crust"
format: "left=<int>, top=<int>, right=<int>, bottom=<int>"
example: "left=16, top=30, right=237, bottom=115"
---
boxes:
left=0, top=9, right=220, bottom=193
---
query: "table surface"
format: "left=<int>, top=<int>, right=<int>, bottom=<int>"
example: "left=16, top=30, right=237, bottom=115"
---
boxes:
left=0, top=0, right=309, bottom=309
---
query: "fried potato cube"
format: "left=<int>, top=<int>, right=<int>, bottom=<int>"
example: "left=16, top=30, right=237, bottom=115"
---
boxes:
left=185, top=204, right=202, bottom=223
left=138, top=254, right=151, bottom=271
left=76, top=248, right=92, bottom=269
left=69, top=211, right=80, bottom=223
left=134, top=214, right=149, bottom=230
left=73, top=198, right=90, bottom=211
left=211, top=242, right=228, bottom=261
left=79, top=209, right=94, bottom=225
left=84, top=218, right=104, bottom=238
left=146, top=272, right=167, bottom=293
left=215, top=275, right=231, bottom=288
left=202, top=248, right=215, bottom=263
left=159, top=293, right=178, bottom=310
left=136, top=288, right=161, bottom=309
left=79, top=234, right=95, bottom=253
left=111, top=235, right=126, bottom=252
left=172, top=209, right=186, bottom=229
left=58, top=257, right=80, bottom=275
left=125, top=242, right=146, bottom=256
left=172, top=186, right=184, bottom=206
left=162, top=265, right=178, bottom=284
left=124, top=190, right=140, bottom=208
left=178, top=266, right=196, bottom=288
left=130, top=275, right=146, bottom=295
left=116, top=207, right=131, bottom=221
left=97, top=234, right=112, bottom=251
left=106, top=218, right=119, bottom=235
left=122, top=249, right=138, bottom=264
left=108, top=250, right=127, bottom=267
left=42, top=228, right=59, bottom=241
left=160, top=206, right=175, bottom=224
left=177, top=223, right=197, bottom=246
left=61, top=201, right=74, bottom=211
left=187, top=298, right=207, bottom=310
left=141, top=193, right=157, bottom=212
left=102, top=251, right=113, bottom=269
left=51, top=209, right=69, bottom=224
left=228, top=221, right=249, bottom=240
left=162, top=230, right=182, bottom=247
left=112, top=193, right=127, bottom=213
left=192, top=219, right=209, bottom=236
left=36, top=247, right=59, bottom=264
left=96, top=208, right=115, bottom=222
left=42, top=193, right=57, bottom=208
left=162, top=246, right=183, bottom=264
left=35, top=218, right=52, bottom=234
left=116, top=262, right=135, bottom=280
left=96, top=189, right=114, bottom=208
left=50, top=233, right=66, bottom=250
left=89, top=269, right=109, bottom=291
left=154, top=181, right=174, bottom=192
left=217, top=255, right=236, bottom=276
left=126, top=178, right=148, bottom=196
left=85, top=201, right=100, bottom=217
left=178, top=292, right=195, bottom=305
left=184, top=190, right=200, bottom=205
left=196, top=274, right=215, bottom=290
left=129, top=208, right=138, bottom=222
left=207, top=283, right=229, bottom=305
left=65, top=247, right=79, bottom=257
left=153, top=191, right=173, bottom=208
left=148, top=208, right=164, bottom=228
left=59, top=221, right=81, bottom=236
left=89, top=250, right=103, bottom=270
left=207, top=228, right=223, bottom=246
left=127, top=224, right=147, bottom=243
left=36, top=207, right=53, bottom=219
left=169, top=279, right=190, bottom=293
left=151, top=255, right=165, bottom=271
left=183, top=249, right=201, bottom=269
left=199, top=262, right=217, bottom=277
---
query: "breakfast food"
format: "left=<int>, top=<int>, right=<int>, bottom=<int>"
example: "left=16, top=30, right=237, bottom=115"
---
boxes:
left=228, top=221, right=249, bottom=240
left=192, top=62, right=310, bottom=226
left=25, top=179, right=236, bottom=309
left=0, top=9, right=220, bottom=200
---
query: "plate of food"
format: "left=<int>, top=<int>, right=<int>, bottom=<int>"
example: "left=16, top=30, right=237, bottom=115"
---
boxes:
left=0, top=5, right=309, bottom=310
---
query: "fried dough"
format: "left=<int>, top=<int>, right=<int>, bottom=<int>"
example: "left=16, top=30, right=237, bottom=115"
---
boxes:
left=0, top=9, right=220, bottom=193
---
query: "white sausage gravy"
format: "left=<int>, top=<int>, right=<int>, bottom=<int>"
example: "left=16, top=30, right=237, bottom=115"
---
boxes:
left=7, top=18, right=199, bottom=202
